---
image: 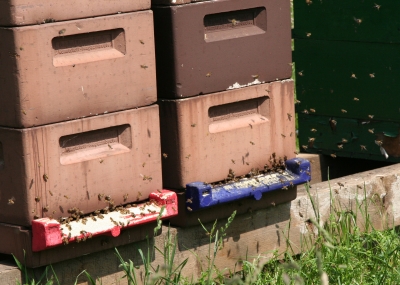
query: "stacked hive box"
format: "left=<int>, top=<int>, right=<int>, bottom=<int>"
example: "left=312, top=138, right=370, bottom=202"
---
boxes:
left=0, top=1, right=178, bottom=267
left=152, top=0, right=310, bottom=226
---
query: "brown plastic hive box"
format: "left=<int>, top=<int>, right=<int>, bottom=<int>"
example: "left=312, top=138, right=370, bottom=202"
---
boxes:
left=0, top=11, right=157, bottom=128
left=159, top=80, right=295, bottom=189
left=152, top=0, right=292, bottom=99
left=0, top=221, right=158, bottom=268
left=152, top=0, right=209, bottom=5
left=0, top=105, right=162, bottom=227
left=0, top=0, right=150, bottom=26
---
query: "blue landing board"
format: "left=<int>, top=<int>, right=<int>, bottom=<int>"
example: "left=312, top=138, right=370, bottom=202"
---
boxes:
left=186, top=158, right=311, bottom=211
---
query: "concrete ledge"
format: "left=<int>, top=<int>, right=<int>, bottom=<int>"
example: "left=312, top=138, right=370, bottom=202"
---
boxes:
left=1, top=162, right=400, bottom=284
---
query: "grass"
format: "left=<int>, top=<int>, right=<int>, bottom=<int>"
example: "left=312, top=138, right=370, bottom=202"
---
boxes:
left=13, top=183, right=400, bottom=284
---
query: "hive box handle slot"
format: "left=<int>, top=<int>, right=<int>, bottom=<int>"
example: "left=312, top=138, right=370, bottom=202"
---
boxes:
left=59, top=124, right=131, bottom=165
left=208, top=97, right=269, bottom=133
left=52, top=28, right=126, bottom=67
left=204, top=7, right=267, bottom=42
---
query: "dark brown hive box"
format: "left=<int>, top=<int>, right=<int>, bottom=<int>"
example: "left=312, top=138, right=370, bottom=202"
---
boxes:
left=159, top=81, right=296, bottom=189
left=0, top=0, right=150, bottom=26
left=152, top=0, right=292, bottom=99
left=0, top=11, right=157, bottom=128
left=0, top=106, right=162, bottom=227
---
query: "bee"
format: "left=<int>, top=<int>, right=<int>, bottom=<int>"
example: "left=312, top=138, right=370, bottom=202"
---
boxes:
left=191, top=123, right=196, bottom=127
left=294, top=151, right=299, bottom=155
left=43, top=206, right=49, bottom=212
left=119, top=221, right=125, bottom=227
left=67, top=224, right=72, bottom=231
left=98, top=193, right=104, bottom=201
left=331, top=153, right=337, bottom=158
left=76, top=237, right=82, bottom=243
left=337, top=144, right=344, bottom=149
left=108, top=144, right=113, bottom=150
left=62, top=237, right=69, bottom=245
left=98, top=214, right=104, bottom=219
left=353, top=17, right=362, bottom=24
left=131, top=213, right=136, bottom=218
left=68, top=232, right=72, bottom=239
left=58, top=29, right=66, bottom=35
left=105, top=195, right=111, bottom=201
left=156, top=189, right=162, bottom=193
left=82, top=218, right=87, bottom=225
left=299, top=212, right=304, bottom=218
left=288, top=63, right=294, bottom=66
left=295, top=99, right=301, bottom=104
left=334, top=189, right=339, bottom=194
left=49, top=190, right=53, bottom=196
left=281, top=134, right=286, bottom=138
left=354, top=97, right=360, bottom=101
left=368, top=129, right=374, bottom=134
left=186, top=198, right=193, bottom=204
left=282, top=186, right=288, bottom=190
left=357, top=185, right=363, bottom=189
left=140, top=64, right=148, bottom=69
left=311, top=128, right=317, bottom=132
left=369, top=73, right=375, bottom=78
left=228, top=19, right=240, bottom=26
left=162, top=153, right=168, bottom=158
left=123, top=193, right=128, bottom=202
left=64, top=195, right=69, bottom=199
left=8, top=197, right=15, bottom=205
left=206, top=72, right=211, bottom=77
left=251, top=75, right=259, bottom=79
left=368, top=115, right=374, bottom=119
left=302, top=145, right=308, bottom=150
left=373, top=3, right=381, bottom=10
left=271, top=202, right=276, bottom=207
left=22, top=110, right=27, bottom=115
left=295, top=160, right=301, bottom=166
left=302, top=109, right=309, bottom=114
left=375, top=140, right=383, bottom=146
left=250, top=141, right=255, bottom=145
left=187, top=207, right=193, bottom=212
left=351, top=73, right=357, bottom=79
left=249, top=123, right=253, bottom=129
left=298, top=70, right=304, bottom=76
left=99, top=159, right=104, bottom=163
left=309, top=108, right=316, bottom=113
left=43, top=174, right=49, bottom=182
left=360, top=145, right=367, bottom=151
left=185, top=154, right=191, bottom=159
left=342, top=138, right=348, bottom=143
left=306, top=33, right=312, bottom=37
left=308, top=138, right=315, bottom=143
left=329, top=118, right=337, bottom=131
left=35, top=196, right=40, bottom=202
left=139, top=40, right=145, bottom=44
left=231, top=159, right=235, bottom=164
left=287, top=113, right=292, bottom=120
left=341, top=109, right=347, bottom=113
left=290, top=132, right=293, bottom=137
left=34, top=215, right=39, bottom=220
left=289, top=181, right=294, bottom=187
left=91, top=216, right=97, bottom=222
left=338, top=182, right=344, bottom=187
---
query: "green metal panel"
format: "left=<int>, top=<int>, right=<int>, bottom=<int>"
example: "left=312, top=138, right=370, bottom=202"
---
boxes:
left=294, top=39, right=400, bottom=161
left=293, top=0, right=400, bottom=43
left=294, top=39, right=400, bottom=122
